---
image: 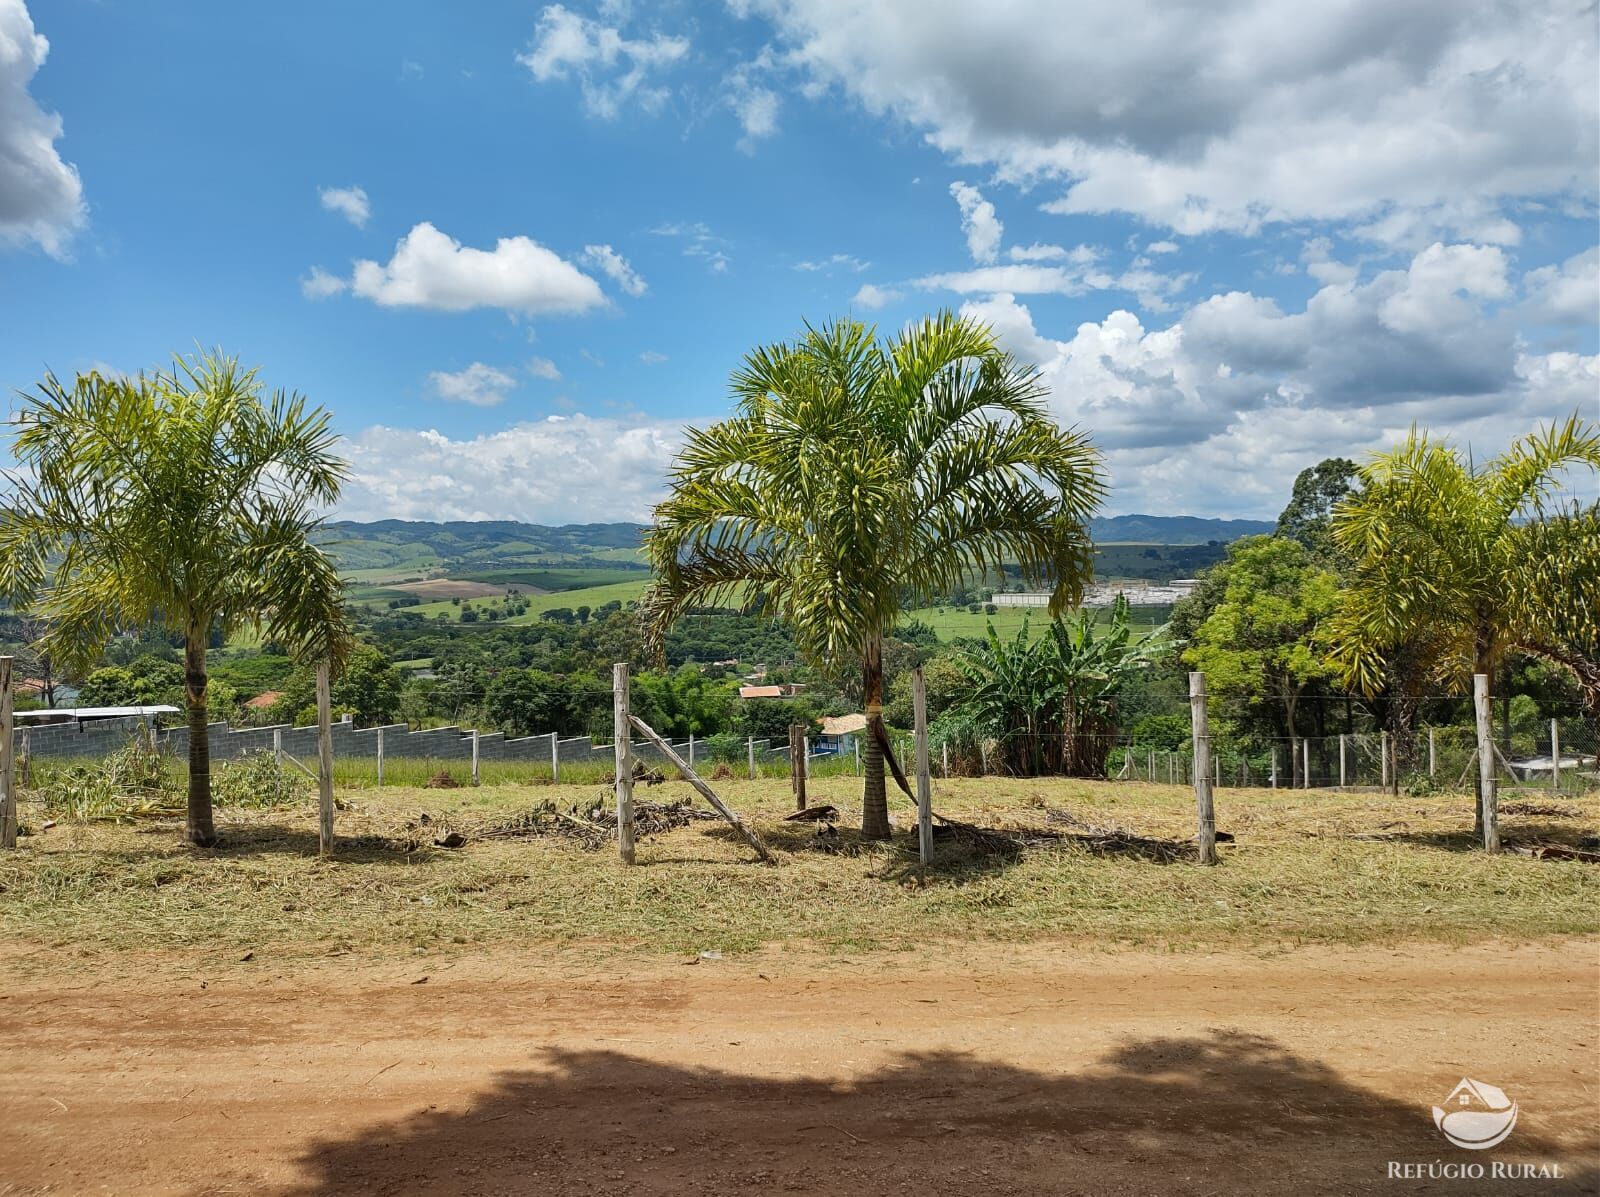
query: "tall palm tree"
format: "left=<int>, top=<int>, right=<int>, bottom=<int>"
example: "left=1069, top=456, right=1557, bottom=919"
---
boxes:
left=644, top=315, right=1104, bottom=837
left=1328, top=413, right=1600, bottom=824
left=0, top=351, right=351, bottom=846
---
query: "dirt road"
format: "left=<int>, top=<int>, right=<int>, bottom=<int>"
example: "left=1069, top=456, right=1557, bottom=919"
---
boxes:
left=1, top=941, right=1595, bottom=1195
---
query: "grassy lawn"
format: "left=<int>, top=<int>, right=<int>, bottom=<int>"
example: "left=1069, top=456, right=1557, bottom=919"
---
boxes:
left=3, top=776, right=1594, bottom=964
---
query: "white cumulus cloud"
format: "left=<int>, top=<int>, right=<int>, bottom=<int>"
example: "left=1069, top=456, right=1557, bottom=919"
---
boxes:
left=851, top=283, right=902, bottom=309
left=300, top=266, right=348, bottom=299
left=318, top=185, right=370, bottom=228
left=350, top=222, right=606, bottom=315
left=949, top=180, right=1002, bottom=263
left=338, top=414, right=685, bottom=524
left=580, top=243, right=647, bottom=297
left=747, top=0, right=1598, bottom=244
left=952, top=243, right=1595, bottom=516
left=427, top=362, right=520, bottom=407
left=0, top=0, right=84, bottom=256
left=517, top=4, right=689, bottom=119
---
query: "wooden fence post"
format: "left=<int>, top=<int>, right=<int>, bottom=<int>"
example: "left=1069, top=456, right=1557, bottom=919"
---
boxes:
left=613, top=663, right=635, bottom=864
left=803, top=736, right=810, bottom=781
left=688, top=733, right=695, bottom=770
left=315, top=661, right=334, bottom=856
left=1474, top=673, right=1499, bottom=852
left=1189, top=672, right=1217, bottom=865
left=1338, top=734, right=1347, bottom=789
left=1148, top=749, right=1155, bottom=782
left=1550, top=719, right=1560, bottom=792
left=550, top=731, right=560, bottom=783
left=979, top=740, right=988, bottom=777
left=1428, top=727, right=1437, bottom=777
left=1302, top=739, right=1311, bottom=789
left=1380, top=731, right=1390, bottom=790
left=1270, top=747, right=1278, bottom=789
left=747, top=735, right=756, bottom=780
left=853, top=737, right=860, bottom=776
left=376, top=727, right=385, bottom=787
left=471, top=729, right=480, bottom=786
left=0, top=656, right=15, bottom=849
left=912, top=668, right=933, bottom=865
left=790, top=723, right=807, bottom=811
left=273, top=727, right=284, bottom=768
left=942, top=742, right=950, bottom=779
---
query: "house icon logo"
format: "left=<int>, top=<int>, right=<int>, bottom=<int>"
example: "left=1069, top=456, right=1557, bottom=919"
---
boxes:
left=1432, top=1078, right=1518, bottom=1150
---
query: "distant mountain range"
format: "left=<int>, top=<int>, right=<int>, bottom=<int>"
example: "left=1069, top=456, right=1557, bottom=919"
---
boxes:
left=321, top=514, right=1274, bottom=577
left=1087, top=514, right=1276, bottom=542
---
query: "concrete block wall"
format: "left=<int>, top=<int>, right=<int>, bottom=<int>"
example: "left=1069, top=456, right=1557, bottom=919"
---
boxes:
left=16, top=718, right=797, bottom=772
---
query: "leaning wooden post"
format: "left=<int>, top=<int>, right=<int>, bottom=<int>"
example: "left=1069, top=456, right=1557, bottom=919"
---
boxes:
left=1338, top=734, right=1347, bottom=789
left=747, top=735, right=756, bottom=780
left=1474, top=673, right=1499, bottom=852
left=376, top=726, right=385, bottom=787
left=470, top=729, right=480, bottom=786
left=1189, top=673, right=1217, bottom=865
left=790, top=723, right=807, bottom=811
left=912, top=668, right=933, bottom=866
left=1550, top=719, right=1560, bottom=793
left=0, top=656, right=15, bottom=849
left=613, top=663, right=635, bottom=865
left=315, top=661, right=335, bottom=856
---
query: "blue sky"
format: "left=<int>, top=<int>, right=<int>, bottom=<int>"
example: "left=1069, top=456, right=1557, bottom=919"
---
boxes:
left=2, top=0, right=1596, bottom=522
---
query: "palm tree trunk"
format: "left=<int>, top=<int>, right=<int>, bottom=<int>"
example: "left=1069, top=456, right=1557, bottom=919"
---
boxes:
left=184, top=626, right=216, bottom=847
left=860, top=632, right=891, bottom=840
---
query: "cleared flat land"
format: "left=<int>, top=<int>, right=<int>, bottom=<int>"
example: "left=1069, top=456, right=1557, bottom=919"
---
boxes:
left=1, top=779, right=1595, bottom=1193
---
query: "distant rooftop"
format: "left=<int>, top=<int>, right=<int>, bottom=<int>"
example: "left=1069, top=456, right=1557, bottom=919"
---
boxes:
left=16, top=705, right=179, bottom=722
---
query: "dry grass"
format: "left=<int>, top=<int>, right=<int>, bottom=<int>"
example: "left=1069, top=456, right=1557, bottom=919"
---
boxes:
left=1, top=776, right=1595, bottom=967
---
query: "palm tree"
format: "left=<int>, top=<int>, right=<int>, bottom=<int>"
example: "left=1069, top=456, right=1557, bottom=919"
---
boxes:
left=1328, top=413, right=1600, bottom=824
left=0, top=351, right=351, bottom=846
left=644, top=315, right=1104, bottom=838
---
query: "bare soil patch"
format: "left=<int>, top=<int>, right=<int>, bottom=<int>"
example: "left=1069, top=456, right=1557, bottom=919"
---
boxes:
left=0, top=941, right=1594, bottom=1194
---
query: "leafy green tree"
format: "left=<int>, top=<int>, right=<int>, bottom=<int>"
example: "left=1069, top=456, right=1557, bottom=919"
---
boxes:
left=77, top=654, right=184, bottom=707
left=1183, top=537, right=1339, bottom=786
left=645, top=314, right=1104, bottom=836
left=0, top=353, right=350, bottom=845
left=1274, top=458, right=1359, bottom=562
left=329, top=645, right=403, bottom=725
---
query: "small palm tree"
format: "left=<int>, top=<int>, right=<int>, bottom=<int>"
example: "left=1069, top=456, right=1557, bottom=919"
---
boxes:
left=1328, top=413, right=1600, bottom=824
left=1330, top=413, right=1600, bottom=689
left=0, top=351, right=351, bottom=846
left=645, top=314, right=1104, bottom=837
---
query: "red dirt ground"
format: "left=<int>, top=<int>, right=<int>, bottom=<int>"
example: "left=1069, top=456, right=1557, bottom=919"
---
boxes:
left=0, top=940, right=1595, bottom=1195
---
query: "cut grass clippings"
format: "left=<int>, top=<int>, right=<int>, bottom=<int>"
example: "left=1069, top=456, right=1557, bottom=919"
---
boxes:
left=1, top=777, right=1595, bottom=966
